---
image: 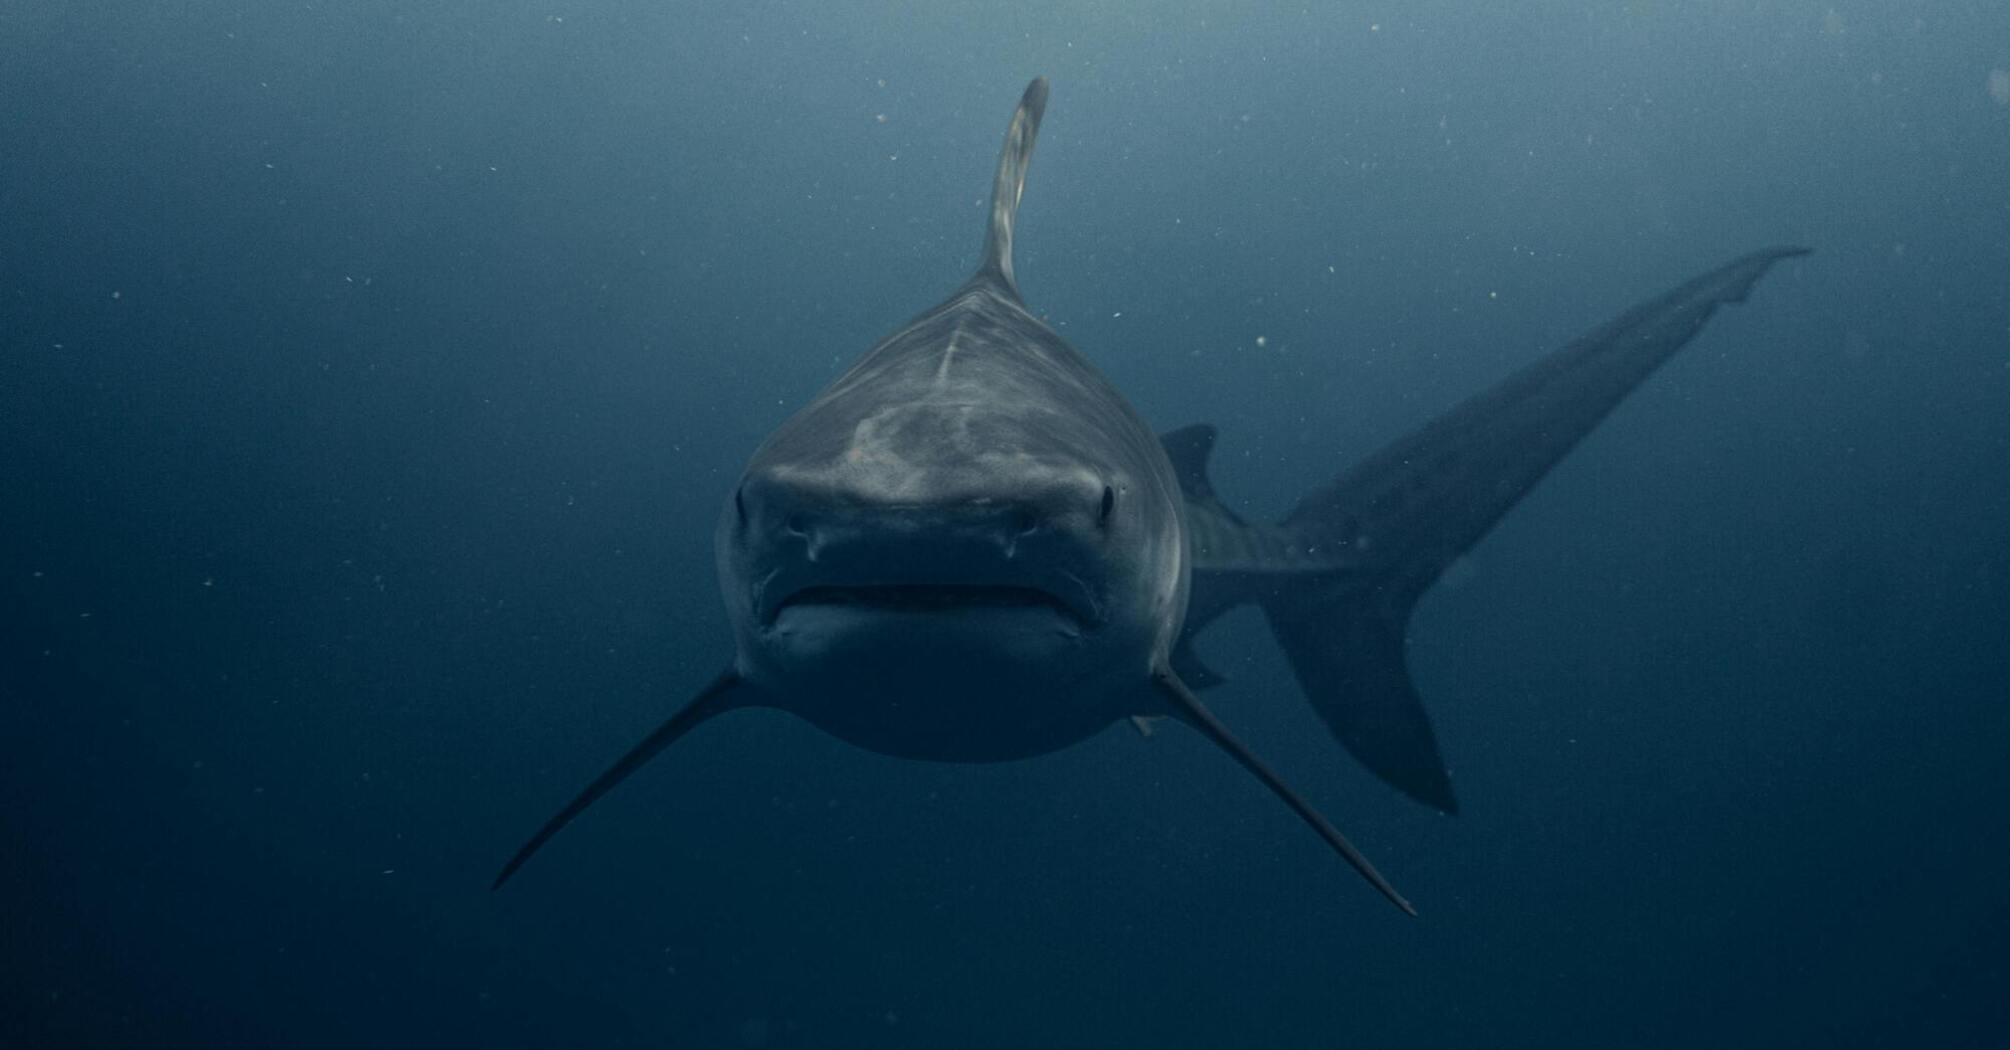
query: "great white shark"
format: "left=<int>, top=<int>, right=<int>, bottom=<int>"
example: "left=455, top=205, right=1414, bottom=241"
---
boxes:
left=494, top=78, right=1806, bottom=914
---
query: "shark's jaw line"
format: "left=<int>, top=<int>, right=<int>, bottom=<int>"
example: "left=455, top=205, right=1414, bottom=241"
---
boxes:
left=750, top=533, right=1109, bottom=635
left=769, top=583, right=1091, bottom=629
left=732, top=485, right=1136, bottom=763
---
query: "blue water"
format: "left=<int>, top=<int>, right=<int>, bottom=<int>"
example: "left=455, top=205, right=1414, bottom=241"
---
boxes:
left=5, top=3, right=2007, bottom=1047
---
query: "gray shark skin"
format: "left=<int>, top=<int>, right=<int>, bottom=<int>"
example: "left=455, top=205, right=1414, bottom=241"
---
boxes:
left=492, top=77, right=1807, bottom=915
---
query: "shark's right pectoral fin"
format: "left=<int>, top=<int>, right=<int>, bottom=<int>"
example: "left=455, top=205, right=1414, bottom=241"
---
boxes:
left=492, top=668, right=750, bottom=891
left=1152, top=669, right=1417, bottom=916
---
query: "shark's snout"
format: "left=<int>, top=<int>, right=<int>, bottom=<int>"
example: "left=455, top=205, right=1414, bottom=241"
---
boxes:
left=740, top=458, right=1111, bottom=539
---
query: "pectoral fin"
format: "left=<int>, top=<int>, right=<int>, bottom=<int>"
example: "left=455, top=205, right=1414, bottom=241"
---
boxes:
left=492, top=668, right=749, bottom=891
left=1153, top=669, right=1417, bottom=916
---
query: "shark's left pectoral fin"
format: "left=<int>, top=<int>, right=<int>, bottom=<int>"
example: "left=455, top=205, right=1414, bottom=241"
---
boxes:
left=492, top=668, right=750, bottom=891
left=1152, top=670, right=1417, bottom=916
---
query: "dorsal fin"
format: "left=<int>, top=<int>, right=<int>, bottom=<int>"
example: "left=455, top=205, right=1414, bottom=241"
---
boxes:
left=976, top=77, right=1049, bottom=295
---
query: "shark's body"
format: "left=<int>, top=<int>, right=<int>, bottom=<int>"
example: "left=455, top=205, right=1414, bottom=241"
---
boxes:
left=494, top=79, right=1806, bottom=913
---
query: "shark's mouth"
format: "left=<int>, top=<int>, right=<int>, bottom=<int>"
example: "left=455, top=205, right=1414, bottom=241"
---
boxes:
left=771, top=584, right=1088, bottom=626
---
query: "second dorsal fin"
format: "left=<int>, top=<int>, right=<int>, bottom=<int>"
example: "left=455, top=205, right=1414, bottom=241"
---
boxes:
left=1160, top=424, right=1222, bottom=503
left=976, top=77, right=1049, bottom=296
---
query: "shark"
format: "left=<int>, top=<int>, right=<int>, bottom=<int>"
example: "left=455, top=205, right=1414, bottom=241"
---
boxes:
left=493, top=77, right=1806, bottom=914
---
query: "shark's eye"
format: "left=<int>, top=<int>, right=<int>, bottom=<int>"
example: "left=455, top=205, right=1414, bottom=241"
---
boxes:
left=1099, top=484, right=1116, bottom=525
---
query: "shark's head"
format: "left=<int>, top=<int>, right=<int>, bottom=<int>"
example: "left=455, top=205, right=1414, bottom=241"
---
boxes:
left=716, top=280, right=1186, bottom=761
left=713, top=81, right=1185, bottom=761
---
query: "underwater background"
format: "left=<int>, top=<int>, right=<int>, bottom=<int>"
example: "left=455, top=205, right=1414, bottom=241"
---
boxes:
left=4, top=2, right=2007, bottom=1046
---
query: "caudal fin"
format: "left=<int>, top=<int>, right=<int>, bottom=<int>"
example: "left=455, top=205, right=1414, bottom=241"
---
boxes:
left=1265, top=592, right=1458, bottom=812
left=1260, top=247, right=1809, bottom=812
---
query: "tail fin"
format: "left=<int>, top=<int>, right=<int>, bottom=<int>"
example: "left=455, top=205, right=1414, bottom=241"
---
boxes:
left=1265, top=593, right=1457, bottom=812
left=975, top=77, right=1049, bottom=296
left=1259, top=247, right=1809, bottom=812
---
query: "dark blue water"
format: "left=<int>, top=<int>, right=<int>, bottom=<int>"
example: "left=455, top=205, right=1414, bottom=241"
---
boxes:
left=5, top=3, right=2007, bottom=1047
